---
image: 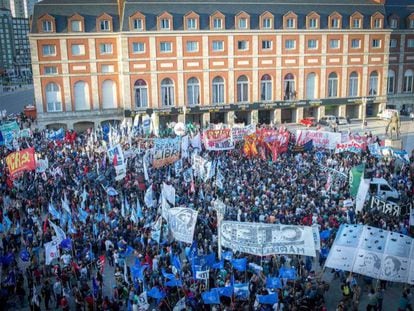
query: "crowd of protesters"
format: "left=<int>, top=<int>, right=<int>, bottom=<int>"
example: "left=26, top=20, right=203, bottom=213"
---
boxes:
left=0, top=112, right=413, bottom=311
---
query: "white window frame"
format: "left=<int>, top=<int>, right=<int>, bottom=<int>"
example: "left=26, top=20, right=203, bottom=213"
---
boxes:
left=160, top=41, right=172, bottom=53
left=237, top=76, right=249, bottom=103
left=372, top=39, right=381, bottom=48
left=71, top=44, right=85, bottom=56
left=260, top=75, right=272, bottom=101
left=46, top=83, right=62, bottom=112
left=262, top=40, right=272, bottom=50
left=352, top=18, right=361, bottom=29
left=187, top=77, right=200, bottom=106
left=369, top=72, right=379, bottom=95
left=212, top=40, right=224, bottom=51
left=161, top=78, right=174, bottom=107
left=286, top=18, right=295, bottom=29
left=237, top=40, right=248, bottom=51
left=309, top=18, right=318, bottom=29
left=387, top=70, right=395, bottom=94
left=285, top=39, right=295, bottom=50
left=71, top=20, right=82, bottom=32
left=238, top=18, right=247, bottom=29
left=44, top=66, right=57, bottom=75
left=331, top=18, right=339, bottom=28
left=187, top=18, right=197, bottom=30
left=351, top=39, right=361, bottom=49
left=262, top=18, right=271, bottom=29
left=132, top=42, right=145, bottom=53
left=407, top=39, right=414, bottom=48
left=327, top=73, right=338, bottom=98
left=134, top=80, right=148, bottom=108
left=374, top=19, right=382, bottom=29
left=160, top=18, right=170, bottom=30
left=186, top=41, right=198, bottom=52
left=100, top=20, right=110, bottom=31
left=307, top=39, right=318, bottom=49
left=403, top=70, right=413, bottom=93
left=410, top=19, right=414, bottom=29
left=348, top=72, right=359, bottom=97
left=213, top=18, right=222, bottom=30
left=42, top=20, right=52, bottom=32
left=390, top=18, right=397, bottom=29
left=329, top=39, right=340, bottom=49
left=42, top=44, right=56, bottom=56
left=99, top=43, right=113, bottom=55
left=212, top=77, right=224, bottom=104
left=390, top=39, right=398, bottom=48
left=133, top=19, right=143, bottom=30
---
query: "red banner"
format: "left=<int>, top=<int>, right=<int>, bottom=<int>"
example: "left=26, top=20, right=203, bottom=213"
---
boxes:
left=5, top=147, right=36, bottom=177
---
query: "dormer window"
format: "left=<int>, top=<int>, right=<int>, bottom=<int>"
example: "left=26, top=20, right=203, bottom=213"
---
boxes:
left=42, top=20, right=52, bottom=32
left=390, top=18, right=398, bottom=29
left=239, top=18, right=247, bottom=29
left=374, top=19, right=382, bottom=28
left=353, top=19, right=361, bottom=28
left=187, top=18, right=197, bottom=30
left=329, top=12, right=342, bottom=29
left=260, top=12, right=273, bottom=30
left=262, top=18, right=271, bottom=29
left=350, top=13, right=364, bottom=29
left=309, top=18, right=318, bottom=29
left=71, top=20, right=82, bottom=32
left=214, top=18, right=222, bottom=29
left=331, top=18, right=339, bottom=28
left=133, top=19, right=143, bottom=30
left=100, top=20, right=110, bottom=31
left=161, top=18, right=170, bottom=30
left=287, top=18, right=295, bottom=28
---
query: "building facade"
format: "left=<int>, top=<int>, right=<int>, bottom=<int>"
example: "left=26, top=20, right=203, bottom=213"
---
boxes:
left=0, top=0, right=37, bottom=18
left=29, top=0, right=414, bottom=131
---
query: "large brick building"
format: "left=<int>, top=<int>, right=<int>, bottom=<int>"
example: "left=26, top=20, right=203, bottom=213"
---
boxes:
left=29, top=0, right=414, bottom=131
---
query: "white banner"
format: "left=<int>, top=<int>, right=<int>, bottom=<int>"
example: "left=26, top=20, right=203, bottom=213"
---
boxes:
left=167, top=207, right=198, bottom=244
left=107, top=144, right=125, bottom=166
left=220, top=221, right=316, bottom=257
left=45, top=238, right=60, bottom=265
left=161, top=183, right=175, bottom=220
left=325, top=224, right=414, bottom=284
left=195, top=269, right=210, bottom=280
left=355, top=179, right=370, bottom=212
left=312, top=225, right=321, bottom=251
left=231, top=124, right=256, bottom=142
left=192, top=155, right=212, bottom=182
left=335, top=140, right=364, bottom=154
left=296, top=130, right=341, bottom=149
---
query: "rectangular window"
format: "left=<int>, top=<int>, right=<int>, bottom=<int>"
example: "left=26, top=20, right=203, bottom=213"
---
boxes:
left=42, top=20, right=52, bottom=32
left=390, top=39, right=398, bottom=48
left=212, top=40, right=224, bottom=51
left=309, top=18, right=318, bottom=28
left=372, top=39, right=381, bottom=48
left=286, top=18, right=295, bottom=28
left=387, top=75, right=395, bottom=94
left=99, top=43, right=113, bottom=54
left=262, top=18, right=271, bottom=29
left=351, top=39, right=361, bottom=49
left=132, top=42, right=145, bottom=53
left=160, top=18, right=170, bottom=30
left=213, top=18, right=222, bottom=30
left=186, top=41, right=198, bottom=52
left=410, top=19, right=414, bottom=29
left=44, top=66, right=57, bottom=75
left=374, top=19, right=382, bottom=28
left=390, top=19, right=397, bottom=29
left=42, top=44, right=56, bottom=56
left=238, top=18, right=247, bottom=29
left=160, top=41, right=172, bottom=52
left=352, top=19, right=360, bottom=28
left=237, top=40, right=248, bottom=50
left=71, top=20, right=82, bottom=32
left=262, top=40, right=272, bottom=50
left=407, top=39, right=414, bottom=48
left=100, top=20, right=110, bottom=31
left=331, top=18, right=339, bottom=28
left=307, top=39, right=318, bottom=49
left=285, top=39, right=295, bottom=49
left=71, top=44, right=85, bottom=56
left=329, top=39, right=340, bottom=49
left=133, top=19, right=143, bottom=30
left=187, top=18, right=197, bottom=30
left=101, top=64, right=114, bottom=73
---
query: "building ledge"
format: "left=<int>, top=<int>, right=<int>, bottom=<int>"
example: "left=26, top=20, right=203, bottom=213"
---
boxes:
left=37, top=108, right=124, bottom=123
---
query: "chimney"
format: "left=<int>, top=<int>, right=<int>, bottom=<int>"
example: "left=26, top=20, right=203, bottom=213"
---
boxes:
left=372, top=0, right=385, bottom=4
left=117, top=0, right=125, bottom=18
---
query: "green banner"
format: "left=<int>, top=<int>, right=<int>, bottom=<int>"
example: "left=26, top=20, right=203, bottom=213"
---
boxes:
left=349, top=164, right=365, bottom=197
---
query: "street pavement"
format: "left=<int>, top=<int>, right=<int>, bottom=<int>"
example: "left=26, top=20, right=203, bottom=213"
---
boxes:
left=0, top=86, right=34, bottom=115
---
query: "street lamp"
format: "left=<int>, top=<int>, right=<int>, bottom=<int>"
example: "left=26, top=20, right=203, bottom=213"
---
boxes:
left=361, top=97, right=367, bottom=130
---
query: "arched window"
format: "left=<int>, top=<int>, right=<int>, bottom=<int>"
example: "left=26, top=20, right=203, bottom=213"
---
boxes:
left=327, top=72, right=338, bottom=97
left=387, top=70, right=395, bottom=94
left=45, top=82, right=62, bottom=112
left=74, top=81, right=90, bottom=111
left=348, top=72, right=359, bottom=97
left=403, top=69, right=413, bottom=93
left=187, top=77, right=200, bottom=106
left=306, top=73, right=316, bottom=99
left=237, top=75, right=248, bottom=102
left=134, top=79, right=148, bottom=108
left=260, top=74, right=272, bottom=101
left=212, top=76, right=224, bottom=104
left=161, top=78, right=174, bottom=106
left=284, top=73, right=295, bottom=100
left=369, top=71, right=378, bottom=95
left=102, top=80, right=117, bottom=109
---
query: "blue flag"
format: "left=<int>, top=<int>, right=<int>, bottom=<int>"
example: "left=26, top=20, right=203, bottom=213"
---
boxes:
left=124, top=246, right=134, bottom=257
left=201, top=289, right=220, bottom=304
left=3, top=216, right=12, bottom=232
left=215, top=286, right=233, bottom=297
left=303, top=139, right=313, bottom=151
left=78, top=208, right=89, bottom=223
left=258, top=293, right=278, bottom=305
left=266, top=277, right=282, bottom=289
left=60, top=238, right=72, bottom=250
left=1, top=253, right=14, bottom=266
left=162, top=268, right=176, bottom=280
left=48, top=203, right=61, bottom=220
left=147, top=287, right=165, bottom=299
left=20, top=250, right=30, bottom=262
left=222, top=251, right=233, bottom=261
left=188, top=240, right=198, bottom=260
left=212, top=260, right=224, bottom=270
left=279, top=267, right=297, bottom=280
left=131, top=262, right=148, bottom=280
left=320, top=229, right=331, bottom=240
left=165, top=278, right=182, bottom=287
left=92, top=277, right=99, bottom=298
left=234, top=283, right=249, bottom=299
left=231, top=258, right=247, bottom=271
left=172, top=254, right=182, bottom=272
